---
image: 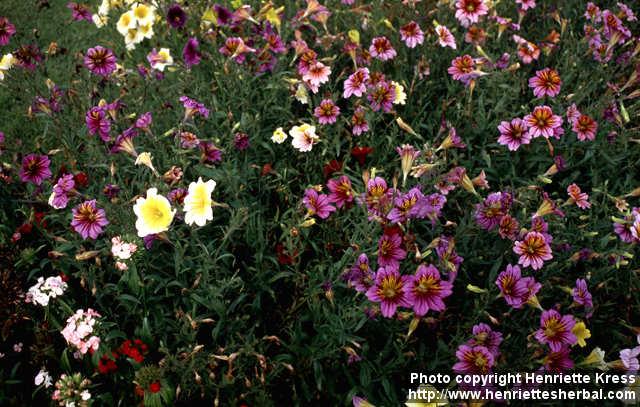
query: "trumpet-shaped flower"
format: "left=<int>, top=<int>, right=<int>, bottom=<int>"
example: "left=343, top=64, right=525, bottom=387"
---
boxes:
left=290, top=124, right=319, bottom=152
left=147, top=48, right=173, bottom=72
left=183, top=177, right=217, bottom=226
left=133, top=188, right=176, bottom=237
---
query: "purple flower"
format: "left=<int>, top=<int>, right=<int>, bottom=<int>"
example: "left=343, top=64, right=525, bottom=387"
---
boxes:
left=572, top=278, right=593, bottom=309
left=103, top=184, right=120, bottom=199
left=84, top=46, right=117, bottom=77
left=0, top=17, right=16, bottom=46
left=168, top=188, right=187, bottom=205
left=85, top=106, right=111, bottom=142
left=453, top=345, right=494, bottom=374
left=303, top=188, right=336, bottom=219
left=535, top=310, right=577, bottom=351
left=213, top=4, right=233, bottom=26
left=367, top=80, right=396, bottom=112
left=20, top=154, right=51, bottom=185
left=49, top=174, right=75, bottom=209
left=387, top=188, right=424, bottom=224
left=343, top=68, right=369, bottom=98
left=467, top=323, right=503, bottom=358
left=67, top=2, right=92, bottom=22
left=183, top=37, right=201, bottom=68
left=346, top=254, right=375, bottom=293
left=167, top=4, right=187, bottom=28
left=377, top=232, right=406, bottom=270
left=233, top=132, right=250, bottom=151
left=314, top=99, right=340, bottom=125
left=414, top=193, right=447, bottom=222
left=180, top=96, right=209, bottom=120
left=71, top=200, right=109, bottom=240
left=474, top=192, right=512, bottom=230
left=495, top=264, right=530, bottom=308
left=351, top=107, right=369, bottom=136
left=620, top=337, right=640, bottom=372
left=199, top=140, right=222, bottom=163
left=405, top=264, right=453, bottom=316
left=327, top=176, right=354, bottom=208
left=544, top=347, right=574, bottom=373
left=365, top=267, right=412, bottom=318
left=135, top=112, right=153, bottom=131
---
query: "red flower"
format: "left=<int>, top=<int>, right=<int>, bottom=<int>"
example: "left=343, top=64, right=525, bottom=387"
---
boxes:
left=323, top=159, right=343, bottom=179
left=17, top=223, right=33, bottom=235
left=149, top=381, right=161, bottom=393
left=261, top=163, right=273, bottom=177
left=98, top=352, right=119, bottom=374
left=351, top=146, right=373, bottom=166
left=74, top=171, right=89, bottom=188
left=276, top=243, right=294, bottom=265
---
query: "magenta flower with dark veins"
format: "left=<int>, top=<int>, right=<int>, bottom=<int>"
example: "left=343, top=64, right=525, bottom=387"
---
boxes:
left=303, top=188, right=336, bottom=219
left=20, top=154, right=51, bottom=185
left=84, top=46, right=117, bottom=77
left=405, top=264, right=453, bottom=317
left=71, top=200, right=109, bottom=240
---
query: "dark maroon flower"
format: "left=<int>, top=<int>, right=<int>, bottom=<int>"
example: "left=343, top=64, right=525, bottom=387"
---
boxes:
left=167, top=4, right=187, bottom=28
left=233, top=132, right=250, bottom=150
left=13, top=44, right=43, bottom=71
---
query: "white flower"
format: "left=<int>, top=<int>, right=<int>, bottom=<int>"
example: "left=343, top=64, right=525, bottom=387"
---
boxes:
left=294, top=83, right=309, bottom=104
left=34, top=368, right=52, bottom=388
left=25, top=276, right=67, bottom=306
left=117, top=11, right=136, bottom=36
left=271, top=127, right=287, bottom=144
left=81, top=390, right=91, bottom=400
left=184, top=177, right=217, bottom=227
left=92, top=13, right=109, bottom=28
left=111, top=236, right=137, bottom=260
left=124, top=29, right=143, bottom=50
left=132, top=3, right=156, bottom=26
left=290, top=124, right=318, bottom=152
left=391, top=81, right=407, bottom=105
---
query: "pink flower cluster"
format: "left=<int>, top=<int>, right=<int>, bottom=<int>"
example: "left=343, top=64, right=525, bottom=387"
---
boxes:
left=61, top=309, right=101, bottom=355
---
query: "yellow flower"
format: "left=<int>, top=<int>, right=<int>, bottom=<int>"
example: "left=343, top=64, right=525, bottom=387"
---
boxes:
left=117, top=11, right=136, bottom=35
left=572, top=321, right=591, bottom=347
left=132, top=3, right=155, bottom=26
left=0, top=54, right=14, bottom=81
left=271, top=127, right=287, bottom=144
left=133, top=188, right=176, bottom=237
left=392, top=81, right=407, bottom=105
left=184, top=177, right=217, bottom=227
